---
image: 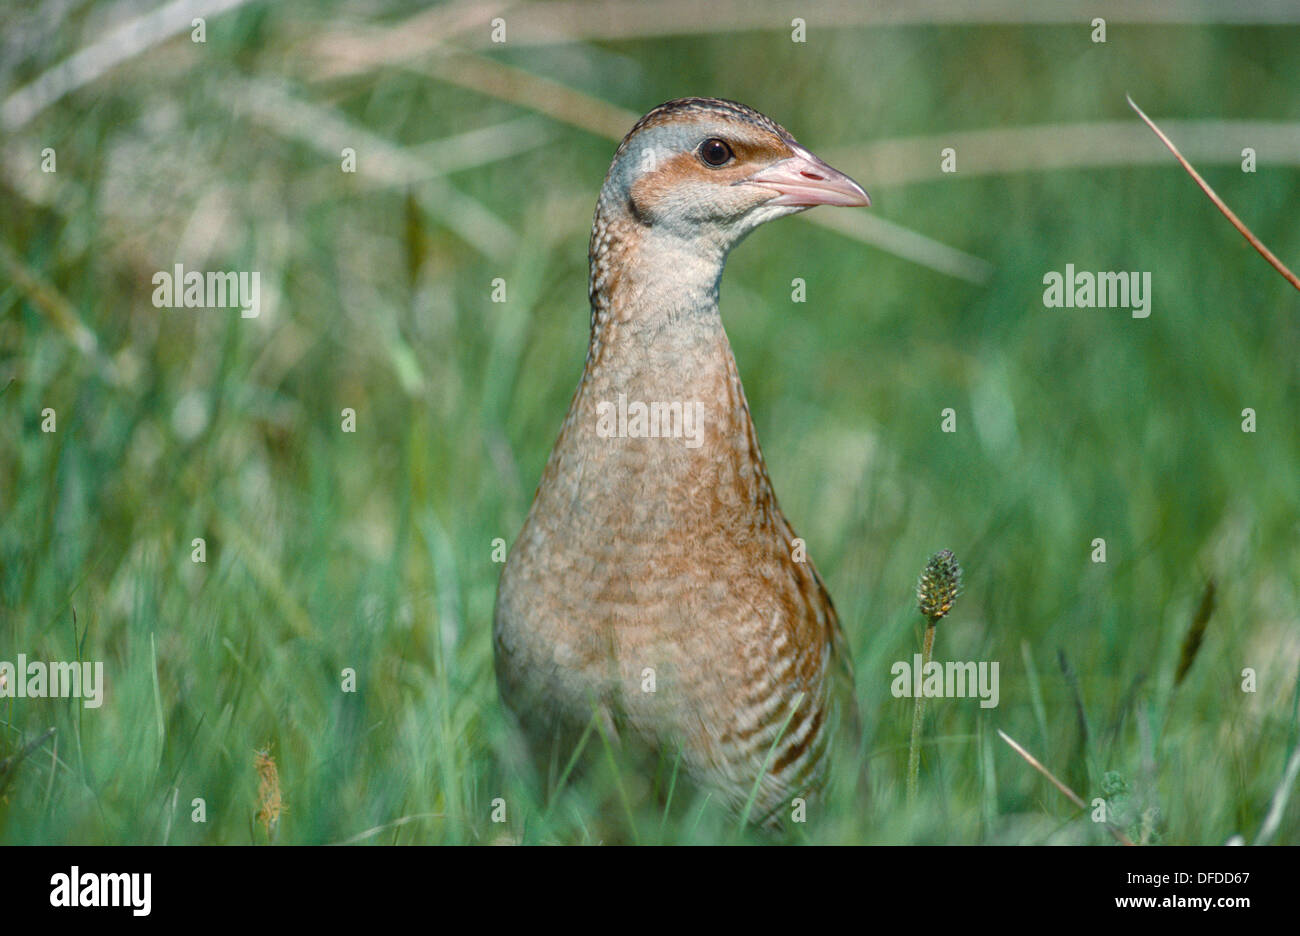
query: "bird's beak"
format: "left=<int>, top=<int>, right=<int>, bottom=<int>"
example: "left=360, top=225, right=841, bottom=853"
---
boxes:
left=744, top=147, right=871, bottom=208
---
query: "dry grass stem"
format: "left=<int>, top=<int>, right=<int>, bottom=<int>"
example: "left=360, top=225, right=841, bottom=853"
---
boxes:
left=998, top=729, right=1136, bottom=846
left=1128, top=95, right=1300, bottom=292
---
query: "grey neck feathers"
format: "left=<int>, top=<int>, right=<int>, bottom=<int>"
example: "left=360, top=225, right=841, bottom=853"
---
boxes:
left=586, top=197, right=731, bottom=370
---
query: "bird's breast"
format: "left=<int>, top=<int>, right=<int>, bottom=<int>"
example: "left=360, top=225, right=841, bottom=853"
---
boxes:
left=493, top=317, right=838, bottom=813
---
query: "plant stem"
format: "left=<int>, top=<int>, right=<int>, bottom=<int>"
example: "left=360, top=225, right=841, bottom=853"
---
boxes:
left=907, top=620, right=937, bottom=804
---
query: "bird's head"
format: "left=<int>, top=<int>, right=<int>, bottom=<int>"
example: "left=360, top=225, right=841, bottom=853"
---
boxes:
left=597, top=97, right=870, bottom=256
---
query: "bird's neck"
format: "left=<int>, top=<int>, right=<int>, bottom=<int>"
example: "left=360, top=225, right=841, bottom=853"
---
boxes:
left=582, top=207, right=740, bottom=402
left=535, top=207, right=780, bottom=528
left=587, top=208, right=729, bottom=349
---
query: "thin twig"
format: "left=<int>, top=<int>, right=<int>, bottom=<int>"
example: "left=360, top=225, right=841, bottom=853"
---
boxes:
left=997, top=729, right=1136, bottom=846
left=1128, top=95, right=1300, bottom=292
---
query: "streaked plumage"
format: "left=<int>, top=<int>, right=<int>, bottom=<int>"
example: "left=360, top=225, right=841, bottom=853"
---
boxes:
left=494, top=98, right=869, bottom=823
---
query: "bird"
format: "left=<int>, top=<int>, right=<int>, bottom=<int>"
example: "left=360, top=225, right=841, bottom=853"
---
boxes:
left=494, top=97, right=870, bottom=825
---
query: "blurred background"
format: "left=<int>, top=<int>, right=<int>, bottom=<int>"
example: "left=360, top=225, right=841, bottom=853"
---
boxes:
left=1, top=0, right=1298, bottom=845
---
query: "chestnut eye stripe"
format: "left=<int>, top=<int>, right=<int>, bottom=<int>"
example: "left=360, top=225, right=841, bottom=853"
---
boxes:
left=613, top=97, right=797, bottom=163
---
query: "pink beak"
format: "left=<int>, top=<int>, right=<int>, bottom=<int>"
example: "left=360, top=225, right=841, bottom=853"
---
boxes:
left=744, top=147, right=871, bottom=208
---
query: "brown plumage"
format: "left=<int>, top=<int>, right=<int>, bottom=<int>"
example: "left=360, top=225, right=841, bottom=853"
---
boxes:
left=494, top=98, right=870, bottom=823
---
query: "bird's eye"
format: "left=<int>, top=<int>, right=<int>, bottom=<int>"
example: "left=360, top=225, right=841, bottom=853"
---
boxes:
left=697, top=138, right=734, bottom=167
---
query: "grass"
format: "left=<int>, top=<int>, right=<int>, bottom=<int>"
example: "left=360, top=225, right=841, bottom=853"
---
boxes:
left=1, top=2, right=1298, bottom=845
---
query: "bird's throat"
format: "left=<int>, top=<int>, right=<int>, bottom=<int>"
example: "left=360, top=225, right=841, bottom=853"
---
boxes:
left=588, top=209, right=728, bottom=341
left=532, top=210, right=780, bottom=537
